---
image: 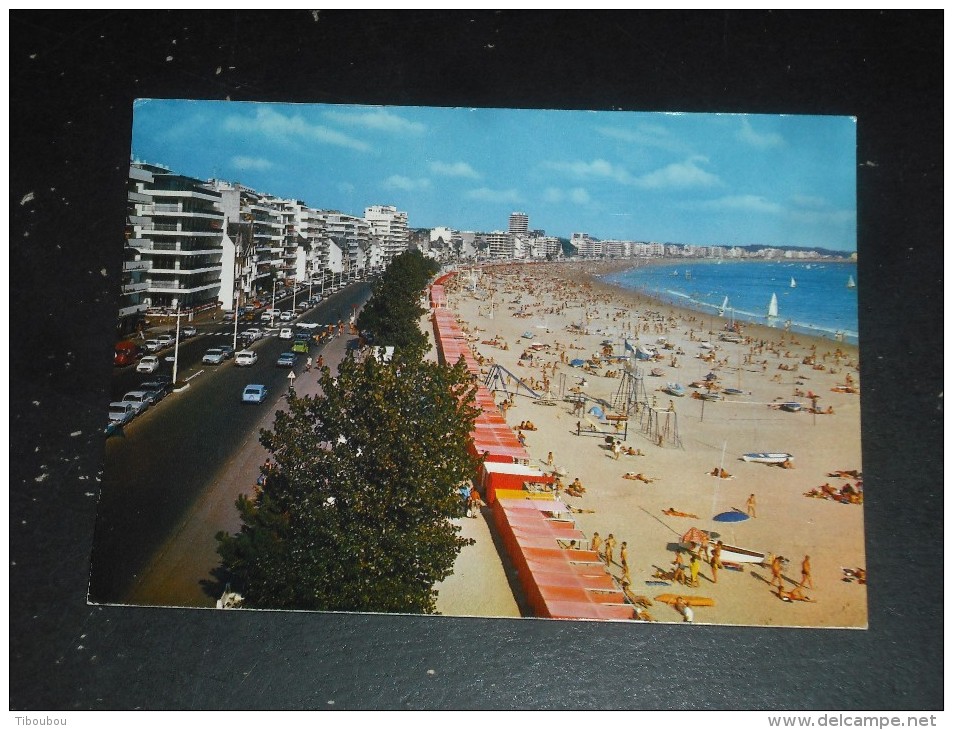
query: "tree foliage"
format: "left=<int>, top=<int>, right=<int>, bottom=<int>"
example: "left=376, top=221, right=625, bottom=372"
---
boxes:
left=216, top=352, right=480, bottom=613
left=356, top=250, right=439, bottom=357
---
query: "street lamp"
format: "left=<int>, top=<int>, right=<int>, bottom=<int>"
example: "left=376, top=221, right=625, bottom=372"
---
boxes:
left=271, top=278, right=277, bottom=324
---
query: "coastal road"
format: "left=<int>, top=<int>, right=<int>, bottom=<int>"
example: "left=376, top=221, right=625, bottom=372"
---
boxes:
left=89, top=282, right=370, bottom=604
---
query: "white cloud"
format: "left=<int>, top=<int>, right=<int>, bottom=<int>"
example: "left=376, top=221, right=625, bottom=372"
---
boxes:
left=633, top=157, right=720, bottom=189
left=429, top=161, right=480, bottom=179
left=737, top=117, right=784, bottom=149
left=465, top=187, right=522, bottom=204
left=542, top=187, right=591, bottom=205
left=230, top=155, right=273, bottom=171
left=596, top=124, right=685, bottom=153
left=384, top=175, right=430, bottom=191
left=323, top=109, right=426, bottom=135
left=544, top=158, right=634, bottom=184
left=699, top=194, right=784, bottom=214
left=791, top=193, right=828, bottom=209
left=223, top=107, right=370, bottom=152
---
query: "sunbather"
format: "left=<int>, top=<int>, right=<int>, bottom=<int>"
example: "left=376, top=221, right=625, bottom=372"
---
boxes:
left=663, top=507, right=699, bottom=519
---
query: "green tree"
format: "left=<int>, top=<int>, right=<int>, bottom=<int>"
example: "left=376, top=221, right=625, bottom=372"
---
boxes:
left=357, top=250, right=439, bottom=356
left=215, top=351, right=480, bottom=613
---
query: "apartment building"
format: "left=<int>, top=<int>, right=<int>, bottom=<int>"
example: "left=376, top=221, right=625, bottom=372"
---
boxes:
left=119, top=164, right=154, bottom=334
left=130, top=164, right=225, bottom=311
left=508, top=211, right=528, bottom=236
left=364, top=205, right=408, bottom=264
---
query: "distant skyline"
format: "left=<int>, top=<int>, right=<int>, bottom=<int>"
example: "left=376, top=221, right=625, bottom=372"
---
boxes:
left=131, top=100, right=857, bottom=251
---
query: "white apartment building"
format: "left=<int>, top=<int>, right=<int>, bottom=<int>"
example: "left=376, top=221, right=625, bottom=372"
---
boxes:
left=120, top=164, right=154, bottom=333
left=364, top=205, right=408, bottom=264
left=508, top=212, right=528, bottom=236
left=571, top=232, right=603, bottom=258
left=486, top=231, right=514, bottom=259
left=132, top=164, right=226, bottom=310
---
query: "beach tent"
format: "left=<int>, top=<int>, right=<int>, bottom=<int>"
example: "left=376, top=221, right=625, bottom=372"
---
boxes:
left=588, top=405, right=605, bottom=419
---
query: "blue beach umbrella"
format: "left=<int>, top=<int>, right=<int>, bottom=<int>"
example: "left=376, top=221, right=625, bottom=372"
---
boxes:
left=713, top=510, right=750, bottom=523
left=570, top=358, right=585, bottom=367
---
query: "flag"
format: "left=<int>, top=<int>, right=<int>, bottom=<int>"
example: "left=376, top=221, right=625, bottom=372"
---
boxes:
left=624, top=339, right=635, bottom=354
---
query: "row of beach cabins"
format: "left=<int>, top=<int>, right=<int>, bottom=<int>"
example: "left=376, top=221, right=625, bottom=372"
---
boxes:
left=430, top=274, right=638, bottom=621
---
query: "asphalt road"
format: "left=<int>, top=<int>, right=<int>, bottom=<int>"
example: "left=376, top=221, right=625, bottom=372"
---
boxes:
left=89, top=282, right=371, bottom=603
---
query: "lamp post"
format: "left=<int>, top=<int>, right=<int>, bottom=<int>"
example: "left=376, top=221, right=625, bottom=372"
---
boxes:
left=172, top=304, right=182, bottom=385
left=271, top=278, right=277, bottom=325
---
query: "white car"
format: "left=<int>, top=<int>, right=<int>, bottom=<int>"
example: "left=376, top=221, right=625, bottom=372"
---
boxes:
left=136, top=355, right=160, bottom=373
left=235, top=350, right=258, bottom=367
left=279, top=310, right=294, bottom=322
left=108, top=401, right=136, bottom=424
left=156, top=334, right=175, bottom=348
left=242, top=384, right=268, bottom=404
left=122, top=390, right=155, bottom=412
left=202, top=348, right=226, bottom=365
left=279, top=327, right=293, bottom=340
left=118, top=394, right=149, bottom=417
left=143, top=339, right=161, bottom=353
left=242, top=328, right=264, bottom=341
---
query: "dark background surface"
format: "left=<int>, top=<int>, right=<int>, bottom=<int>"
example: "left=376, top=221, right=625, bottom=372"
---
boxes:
left=10, top=11, right=942, bottom=710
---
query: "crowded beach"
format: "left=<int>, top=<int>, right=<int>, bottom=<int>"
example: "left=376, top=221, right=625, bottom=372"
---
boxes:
left=433, top=261, right=866, bottom=628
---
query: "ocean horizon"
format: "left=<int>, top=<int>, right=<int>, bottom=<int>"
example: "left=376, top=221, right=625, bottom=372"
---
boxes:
left=603, top=259, right=859, bottom=345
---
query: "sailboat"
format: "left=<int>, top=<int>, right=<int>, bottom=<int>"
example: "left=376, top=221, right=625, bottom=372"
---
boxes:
left=718, top=296, right=729, bottom=316
left=790, top=277, right=797, bottom=288
left=767, top=293, right=779, bottom=318
left=847, top=275, right=856, bottom=289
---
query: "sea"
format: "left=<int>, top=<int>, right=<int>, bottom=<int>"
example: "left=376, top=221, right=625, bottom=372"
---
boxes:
left=603, top=260, right=859, bottom=345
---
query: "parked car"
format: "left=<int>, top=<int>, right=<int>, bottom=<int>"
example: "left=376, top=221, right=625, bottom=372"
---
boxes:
left=122, top=390, right=156, bottom=412
left=108, top=401, right=136, bottom=425
left=235, top=349, right=258, bottom=367
left=220, top=345, right=235, bottom=359
left=296, top=301, right=310, bottom=312
left=156, top=334, right=175, bottom=348
left=136, top=355, right=160, bottom=374
left=139, top=380, right=172, bottom=402
left=117, top=394, right=148, bottom=417
left=143, top=339, right=161, bottom=353
left=181, top=325, right=198, bottom=338
left=202, top=348, right=226, bottom=365
left=114, top=340, right=142, bottom=367
left=276, top=352, right=297, bottom=368
left=279, top=310, right=294, bottom=322
left=242, top=384, right=268, bottom=404
left=279, top=327, right=293, bottom=340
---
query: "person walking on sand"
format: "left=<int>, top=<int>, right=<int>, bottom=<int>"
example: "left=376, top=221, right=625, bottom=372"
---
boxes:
left=546, top=451, right=554, bottom=468
left=799, top=555, right=814, bottom=589
left=769, top=555, right=784, bottom=591
left=604, top=533, right=617, bottom=566
left=746, top=493, right=757, bottom=518
left=689, top=554, right=701, bottom=587
left=590, top=532, right=602, bottom=555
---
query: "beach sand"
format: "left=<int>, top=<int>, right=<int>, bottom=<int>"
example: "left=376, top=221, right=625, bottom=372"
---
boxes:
left=435, top=261, right=866, bottom=628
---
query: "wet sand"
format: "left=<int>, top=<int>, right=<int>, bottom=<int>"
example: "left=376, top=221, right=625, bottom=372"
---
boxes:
left=435, top=261, right=866, bottom=628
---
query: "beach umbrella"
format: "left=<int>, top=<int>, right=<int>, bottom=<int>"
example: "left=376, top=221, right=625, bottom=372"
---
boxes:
left=570, top=358, right=585, bottom=367
left=713, top=510, right=750, bottom=523
left=588, top=406, right=605, bottom=419
left=681, top=527, right=710, bottom=545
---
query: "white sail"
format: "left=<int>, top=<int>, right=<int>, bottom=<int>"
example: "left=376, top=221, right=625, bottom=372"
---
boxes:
left=790, top=277, right=796, bottom=288
left=767, top=293, right=779, bottom=318
left=719, top=296, right=729, bottom=315
left=847, top=275, right=856, bottom=288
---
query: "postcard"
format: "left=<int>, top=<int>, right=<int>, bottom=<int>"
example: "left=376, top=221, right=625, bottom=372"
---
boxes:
left=91, top=101, right=864, bottom=628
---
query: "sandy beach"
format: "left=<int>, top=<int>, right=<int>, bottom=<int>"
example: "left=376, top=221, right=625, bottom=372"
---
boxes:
left=435, top=261, right=866, bottom=628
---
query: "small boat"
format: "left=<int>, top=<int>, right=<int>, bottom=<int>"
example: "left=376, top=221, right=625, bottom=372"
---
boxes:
left=779, top=402, right=802, bottom=413
left=663, top=383, right=686, bottom=397
left=698, top=392, right=723, bottom=401
left=722, top=388, right=744, bottom=396
left=847, top=275, right=856, bottom=289
left=719, top=333, right=743, bottom=343
left=767, top=293, right=779, bottom=318
left=717, top=543, right=766, bottom=565
left=718, top=296, right=729, bottom=316
left=742, top=452, right=793, bottom=464
left=790, top=277, right=797, bottom=288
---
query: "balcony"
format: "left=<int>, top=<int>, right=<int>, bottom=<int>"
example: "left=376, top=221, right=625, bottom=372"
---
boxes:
left=123, top=260, right=150, bottom=271
left=118, top=303, right=149, bottom=318
left=122, top=281, right=150, bottom=294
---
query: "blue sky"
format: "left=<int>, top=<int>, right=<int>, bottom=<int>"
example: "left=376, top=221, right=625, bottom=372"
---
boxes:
left=131, top=100, right=857, bottom=251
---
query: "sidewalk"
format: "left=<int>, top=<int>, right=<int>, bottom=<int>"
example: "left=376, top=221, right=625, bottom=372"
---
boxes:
left=124, top=331, right=354, bottom=608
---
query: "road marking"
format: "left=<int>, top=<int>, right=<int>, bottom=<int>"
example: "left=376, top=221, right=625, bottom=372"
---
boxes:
left=185, top=369, right=205, bottom=382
